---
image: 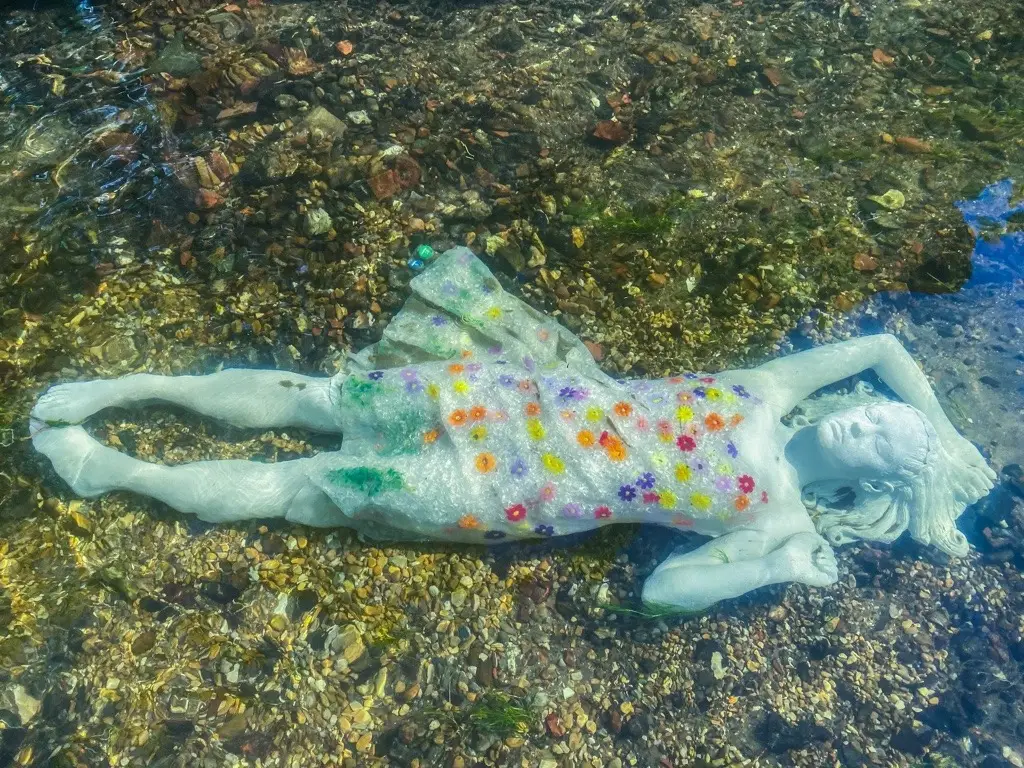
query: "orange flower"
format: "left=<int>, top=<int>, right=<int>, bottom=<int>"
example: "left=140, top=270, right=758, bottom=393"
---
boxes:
left=517, top=379, right=533, bottom=392
left=525, top=402, right=541, bottom=417
left=730, top=413, right=744, bottom=427
left=734, top=495, right=750, bottom=511
left=577, top=430, right=596, bottom=447
left=475, top=452, right=497, bottom=473
left=606, top=439, right=627, bottom=462
left=448, top=409, right=468, bottom=427
left=613, top=402, right=632, bottom=417
left=704, top=413, right=725, bottom=431
left=458, top=514, right=482, bottom=529
left=537, top=329, right=550, bottom=342
left=448, top=363, right=465, bottom=374
left=469, top=405, right=487, bottom=421
left=423, top=429, right=440, bottom=444
left=460, top=349, right=473, bottom=359
left=560, top=410, right=575, bottom=421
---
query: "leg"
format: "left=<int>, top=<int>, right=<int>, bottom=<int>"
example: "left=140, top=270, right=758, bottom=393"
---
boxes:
left=31, top=422, right=347, bottom=525
left=641, top=528, right=839, bottom=613
left=31, top=370, right=345, bottom=432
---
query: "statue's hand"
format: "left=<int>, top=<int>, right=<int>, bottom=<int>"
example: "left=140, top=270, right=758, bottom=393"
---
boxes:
left=944, top=435, right=997, bottom=504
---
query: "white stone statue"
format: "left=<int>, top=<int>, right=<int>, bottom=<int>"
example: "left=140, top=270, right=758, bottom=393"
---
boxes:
left=30, top=247, right=996, bottom=613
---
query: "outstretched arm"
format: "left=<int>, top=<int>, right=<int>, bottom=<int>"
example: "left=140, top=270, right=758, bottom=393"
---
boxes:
left=755, top=334, right=960, bottom=444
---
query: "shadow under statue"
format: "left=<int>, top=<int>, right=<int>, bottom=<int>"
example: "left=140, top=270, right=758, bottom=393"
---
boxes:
left=30, top=247, right=996, bottom=613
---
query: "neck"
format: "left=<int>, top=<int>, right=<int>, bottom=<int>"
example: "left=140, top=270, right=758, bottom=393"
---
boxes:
left=784, top=423, right=847, bottom=488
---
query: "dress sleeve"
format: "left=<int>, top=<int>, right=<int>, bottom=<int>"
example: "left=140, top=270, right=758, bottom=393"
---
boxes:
left=348, top=246, right=616, bottom=387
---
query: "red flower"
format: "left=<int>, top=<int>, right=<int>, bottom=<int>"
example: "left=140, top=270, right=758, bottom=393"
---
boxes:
left=761, top=490, right=769, bottom=504
left=738, top=475, right=755, bottom=494
left=505, top=503, right=527, bottom=522
left=642, top=492, right=660, bottom=504
left=598, top=431, right=611, bottom=447
left=676, top=434, right=697, bottom=452
left=594, top=506, right=612, bottom=519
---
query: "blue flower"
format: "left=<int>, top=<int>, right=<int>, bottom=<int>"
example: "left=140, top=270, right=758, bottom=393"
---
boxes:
left=368, top=371, right=384, bottom=381
left=484, top=530, right=506, bottom=540
left=558, top=386, right=589, bottom=402
left=405, top=380, right=424, bottom=394
left=684, top=373, right=699, bottom=380
left=692, top=387, right=706, bottom=399
left=618, top=484, right=637, bottom=501
left=498, top=374, right=516, bottom=387
left=431, top=315, right=448, bottom=327
left=726, top=441, right=738, bottom=458
left=534, top=525, right=554, bottom=537
left=510, top=458, right=529, bottom=478
left=732, top=384, right=750, bottom=398
left=636, top=472, right=656, bottom=490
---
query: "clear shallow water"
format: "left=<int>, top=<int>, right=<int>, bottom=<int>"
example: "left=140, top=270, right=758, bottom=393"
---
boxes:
left=1, top=1, right=1023, bottom=767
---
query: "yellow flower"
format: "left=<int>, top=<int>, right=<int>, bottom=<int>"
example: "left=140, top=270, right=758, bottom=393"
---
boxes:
left=453, top=380, right=470, bottom=394
left=541, top=453, right=565, bottom=474
left=469, top=425, right=488, bottom=441
left=675, top=463, right=692, bottom=482
left=485, top=306, right=503, bottom=319
left=658, top=490, right=678, bottom=509
left=706, top=388, right=722, bottom=401
left=658, top=430, right=673, bottom=443
left=675, top=406, right=694, bottom=423
left=426, top=383, right=440, bottom=399
left=585, top=406, right=603, bottom=422
left=526, top=419, right=546, bottom=440
left=716, top=461, right=732, bottom=474
left=650, top=452, right=668, bottom=467
left=690, top=493, right=712, bottom=511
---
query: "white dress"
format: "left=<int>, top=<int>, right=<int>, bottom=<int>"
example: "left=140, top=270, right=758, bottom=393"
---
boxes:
left=310, top=247, right=770, bottom=542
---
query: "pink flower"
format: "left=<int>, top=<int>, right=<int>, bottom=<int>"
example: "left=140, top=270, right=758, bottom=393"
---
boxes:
left=505, top=503, right=527, bottom=522
left=539, top=484, right=556, bottom=502
left=594, top=506, right=612, bottom=519
left=676, top=435, right=697, bottom=452
left=738, top=475, right=755, bottom=494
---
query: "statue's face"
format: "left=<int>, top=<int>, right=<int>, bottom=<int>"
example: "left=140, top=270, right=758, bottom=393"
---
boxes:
left=816, top=403, right=927, bottom=478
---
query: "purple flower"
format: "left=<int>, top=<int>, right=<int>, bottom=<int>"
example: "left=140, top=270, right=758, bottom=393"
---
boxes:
left=488, top=344, right=503, bottom=356
left=510, top=458, right=529, bottom=478
left=430, top=315, right=448, bottom=327
left=400, top=369, right=418, bottom=382
left=484, top=530, right=506, bottom=540
left=368, top=371, right=384, bottom=381
left=405, top=380, right=424, bottom=394
left=441, top=281, right=458, bottom=297
left=636, top=472, right=656, bottom=490
left=498, top=374, right=516, bottom=387
left=558, top=386, right=589, bottom=402
left=523, top=356, right=535, bottom=373
left=715, top=476, right=733, bottom=492
left=618, top=484, right=637, bottom=502
left=534, top=524, right=554, bottom=537
left=732, top=384, right=750, bottom=398
left=562, top=503, right=584, bottom=518
left=692, top=387, right=706, bottom=399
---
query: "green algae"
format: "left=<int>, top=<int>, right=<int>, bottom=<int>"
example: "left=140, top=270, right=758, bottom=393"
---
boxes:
left=327, top=466, right=404, bottom=497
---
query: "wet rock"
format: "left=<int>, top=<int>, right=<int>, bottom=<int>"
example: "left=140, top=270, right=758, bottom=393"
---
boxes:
left=490, top=26, right=525, bottom=53
left=1, top=685, right=40, bottom=725
left=756, top=711, right=832, bottom=754
left=890, top=723, right=934, bottom=756
left=304, top=208, right=332, bottom=236
left=149, top=33, right=201, bottom=76
left=591, top=120, right=630, bottom=146
left=301, top=106, right=347, bottom=140
left=328, top=624, right=366, bottom=665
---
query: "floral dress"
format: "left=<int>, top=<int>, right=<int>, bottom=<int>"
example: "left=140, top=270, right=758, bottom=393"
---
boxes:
left=310, top=247, right=770, bottom=542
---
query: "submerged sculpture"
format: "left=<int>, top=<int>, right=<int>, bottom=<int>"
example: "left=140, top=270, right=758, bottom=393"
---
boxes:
left=31, top=247, right=996, bottom=612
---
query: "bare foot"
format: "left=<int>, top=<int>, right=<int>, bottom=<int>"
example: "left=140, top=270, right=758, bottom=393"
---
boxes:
left=31, top=423, right=126, bottom=497
left=772, top=532, right=839, bottom=587
left=31, top=380, right=125, bottom=425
